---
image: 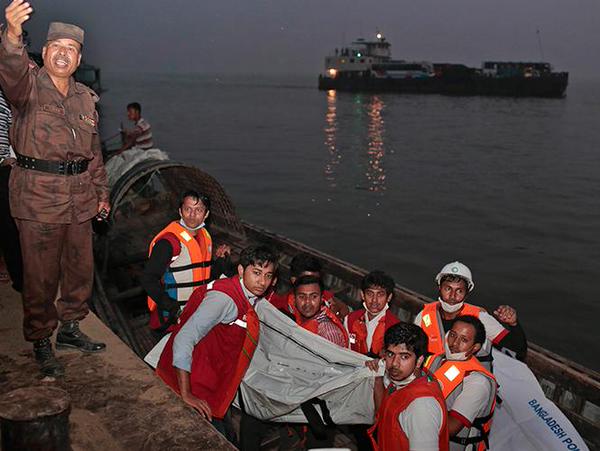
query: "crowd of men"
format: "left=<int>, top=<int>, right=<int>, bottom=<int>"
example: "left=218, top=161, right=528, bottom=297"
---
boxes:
left=0, top=3, right=528, bottom=449
left=145, top=191, right=527, bottom=451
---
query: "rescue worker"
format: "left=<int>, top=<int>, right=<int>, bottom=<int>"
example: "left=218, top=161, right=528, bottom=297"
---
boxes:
left=424, top=315, right=497, bottom=451
left=0, top=2, right=109, bottom=377
left=415, top=261, right=527, bottom=369
left=290, top=275, right=348, bottom=348
left=242, top=276, right=348, bottom=450
left=268, top=253, right=349, bottom=319
left=345, top=270, right=400, bottom=450
left=155, top=245, right=277, bottom=441
left=345, top=270, right=400, bottom=358
left=118, top=101, right=153, bottom=152
left=368, top=322, right=449, bottom=451
left=141, top=190, right=231, bottom=332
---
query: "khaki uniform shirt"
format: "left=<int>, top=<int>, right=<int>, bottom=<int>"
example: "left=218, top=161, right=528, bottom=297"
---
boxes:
left=0, top=31, right=109, bottom=224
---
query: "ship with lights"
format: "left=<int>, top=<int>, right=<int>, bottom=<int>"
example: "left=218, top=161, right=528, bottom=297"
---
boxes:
left=318, top=32, right=568, bottom=98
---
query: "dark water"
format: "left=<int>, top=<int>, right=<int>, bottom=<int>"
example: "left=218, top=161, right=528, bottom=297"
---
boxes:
left=99, top=73, right=600, bottom=371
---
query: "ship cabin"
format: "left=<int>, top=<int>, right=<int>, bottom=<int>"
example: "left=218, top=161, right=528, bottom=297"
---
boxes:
left=323, top=32, right=434, bottom=81
left=323, top=32, right=391, bottom=79
left=482, top=61, right=554, bottom=78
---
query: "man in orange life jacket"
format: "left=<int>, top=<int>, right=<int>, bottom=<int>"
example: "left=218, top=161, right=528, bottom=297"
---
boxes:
left=414, top=261, right=527, bottom=369
left=141, top=190, right=231, bottom=332
left=155, top=245, right=277, bottom=441
left=345, top=270, right=400, bottom=358
left=424, top=315, right=497, bottom=451
left=268, top=253, right=349, bottom=320
left=368, top=322, right=449, bottom=451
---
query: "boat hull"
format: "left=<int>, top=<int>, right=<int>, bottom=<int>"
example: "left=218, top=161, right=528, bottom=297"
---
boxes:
left=318, top=72, right=569, bottom=98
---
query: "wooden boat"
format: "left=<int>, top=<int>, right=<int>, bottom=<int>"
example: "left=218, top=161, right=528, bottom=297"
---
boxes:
left=92, top=156, right=600, bottom=449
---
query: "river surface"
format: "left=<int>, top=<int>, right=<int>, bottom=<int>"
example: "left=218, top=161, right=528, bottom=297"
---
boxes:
left=99, top=73, right=600, bottom=371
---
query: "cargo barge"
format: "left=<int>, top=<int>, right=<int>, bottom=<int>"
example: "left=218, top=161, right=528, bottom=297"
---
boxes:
left=318, top=32, right=569, bottom=98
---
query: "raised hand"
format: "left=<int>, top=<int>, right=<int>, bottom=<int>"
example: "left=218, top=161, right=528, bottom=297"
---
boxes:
left=493, top=304, right=518, bottom=326
left=5, top=0, right=33, bottom=42
left=214, top=244, right=231, bottom=258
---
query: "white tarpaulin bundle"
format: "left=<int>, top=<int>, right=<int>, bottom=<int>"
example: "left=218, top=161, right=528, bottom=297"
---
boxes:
left=104, top=147, right=169, bottom=187
left=489, top=349, right=588, bottom=451
left=236, top=301, right=381, bottom=424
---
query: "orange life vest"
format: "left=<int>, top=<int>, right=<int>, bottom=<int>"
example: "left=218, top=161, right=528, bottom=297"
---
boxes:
left=288, top=295, right=349, bottom=347
left=419, top=302, right=484, bottom=355
left=156, top=277, right=259, bottom=420
left=368, top=371, right=449, bottom=451
left=346, top=309, right=400, bottom=356
left=147, top=221, right=212, bottom=328
left=424, top=354, right=497, bottom=451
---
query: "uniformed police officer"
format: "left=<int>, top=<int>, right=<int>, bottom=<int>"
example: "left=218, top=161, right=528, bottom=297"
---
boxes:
left=0, top=0, right=109, bottom=377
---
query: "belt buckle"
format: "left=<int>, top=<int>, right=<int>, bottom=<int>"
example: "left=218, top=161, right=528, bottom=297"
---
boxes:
left=65, top=160, right=76, bottom=175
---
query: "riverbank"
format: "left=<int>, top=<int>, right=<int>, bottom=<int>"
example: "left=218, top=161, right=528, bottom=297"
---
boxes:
left=0, top=283, right=234, bottom=450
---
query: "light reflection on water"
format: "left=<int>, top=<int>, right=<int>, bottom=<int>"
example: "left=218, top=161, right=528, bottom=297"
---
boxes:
left=365, top=95, right=386, bottom=192
left=323, top=89, right=340, bottom=188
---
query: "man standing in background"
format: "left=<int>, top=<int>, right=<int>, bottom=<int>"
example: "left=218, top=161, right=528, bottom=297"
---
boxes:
left=0, top=0, right=110, bottom=377
left=0, top=86, right=22, bottom=292
left=119, top=102, right=153, bottom=151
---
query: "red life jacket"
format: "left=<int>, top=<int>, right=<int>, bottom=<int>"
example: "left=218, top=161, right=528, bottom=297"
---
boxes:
left=419, top=302, right=484, bottom=355
left=156, top=276, right=259, bottom=419
left=346, top=309, right=400, bottom=356
left=147, top=221, right=212, bottom=330
left=424, top=354, right=497, bottom=451
left=287, top=294, right=349, bottom=347
left=368, top=371, right=449, bottom=451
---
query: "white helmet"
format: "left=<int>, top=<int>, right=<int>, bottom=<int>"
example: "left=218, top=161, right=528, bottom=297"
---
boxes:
left=435, top=261, right=475, bottom=292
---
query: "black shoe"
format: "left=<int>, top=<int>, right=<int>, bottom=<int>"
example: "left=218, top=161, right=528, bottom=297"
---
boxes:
left=34, top=338, right=65, bottom=378
left=56, top=320, right=106, bottom=353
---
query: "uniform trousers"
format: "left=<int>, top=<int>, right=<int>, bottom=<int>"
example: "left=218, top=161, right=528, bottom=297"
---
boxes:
left=15, top=218, right=93, bottom=341
left=0, top=165, right=22, bottom=291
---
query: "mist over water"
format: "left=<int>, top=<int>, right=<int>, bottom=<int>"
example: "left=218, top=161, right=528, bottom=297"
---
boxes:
left=100, top=73, right=600, bottom=371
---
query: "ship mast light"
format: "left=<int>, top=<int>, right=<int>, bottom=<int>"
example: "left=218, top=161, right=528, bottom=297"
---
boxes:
left=376, top=32, right=383, bottom=40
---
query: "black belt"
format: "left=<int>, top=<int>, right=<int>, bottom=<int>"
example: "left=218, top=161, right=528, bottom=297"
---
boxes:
left=16, top=153, right=89, bottom=176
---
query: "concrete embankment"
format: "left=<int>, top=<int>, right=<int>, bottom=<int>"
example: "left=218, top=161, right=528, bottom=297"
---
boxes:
left=0, top=283, right=234, bottom=450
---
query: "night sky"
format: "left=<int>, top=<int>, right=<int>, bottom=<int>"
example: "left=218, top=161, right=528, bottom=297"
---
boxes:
left=17, top=0, right=600, bottom=79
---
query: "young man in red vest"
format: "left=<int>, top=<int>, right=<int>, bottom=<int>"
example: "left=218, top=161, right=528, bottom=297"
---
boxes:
left=414, top=261, right=527, bottom=369
left=424, top=315, right=497, bottom=451
left=369, top=322, right=449, bottom=451
left=290, top=275, right=349, bottom=348
left=141, top=190, right=231, bottom=332
left=268, top=253, right=349, bottom=319
left=345, top=270, right=401, bottom=358
left=155, top=245, right=277, bottom=441
left=345, top=271, right=401, bottom=450
left=240, top=274, right=348, bottom=450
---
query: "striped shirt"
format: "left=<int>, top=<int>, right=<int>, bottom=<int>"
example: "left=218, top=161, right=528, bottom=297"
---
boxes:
left=132, top=117, right=153, bottom=149
left=0, top=88, right=12, bottom=160
left=316, top=309, right=347, bottom=347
